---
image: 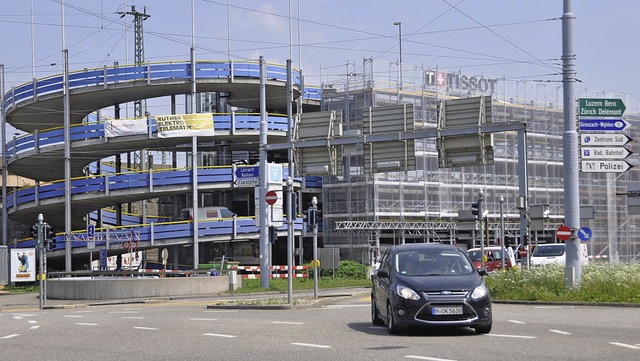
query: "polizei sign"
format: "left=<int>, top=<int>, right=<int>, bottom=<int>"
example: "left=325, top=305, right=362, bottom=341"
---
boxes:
left=425, top=70, right=499, bottom=94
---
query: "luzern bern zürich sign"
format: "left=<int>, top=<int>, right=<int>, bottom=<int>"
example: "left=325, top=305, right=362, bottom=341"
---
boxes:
left=578, top=98, right=626, bottom=117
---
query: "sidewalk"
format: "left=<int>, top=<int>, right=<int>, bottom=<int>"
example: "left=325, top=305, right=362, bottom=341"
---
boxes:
left=0, top=287, right=370, bottom=312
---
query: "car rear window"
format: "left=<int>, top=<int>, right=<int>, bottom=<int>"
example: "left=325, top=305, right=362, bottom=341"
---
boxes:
left=533, top=244, right=565, bottom=257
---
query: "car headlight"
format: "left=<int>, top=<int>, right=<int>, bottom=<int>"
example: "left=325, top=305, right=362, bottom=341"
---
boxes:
left=471, top=284, right=489, bottom=300
left=396, top=285, right=420, bottom=300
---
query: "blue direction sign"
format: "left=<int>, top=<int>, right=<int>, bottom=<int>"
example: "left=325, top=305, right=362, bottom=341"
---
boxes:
left=87, top=224, right=95, bottom=238
left=579, top=119, right=629, bottom=132
left=234, top=166, right=260, bottom=187
left=577, top=227, right=592, bottom=242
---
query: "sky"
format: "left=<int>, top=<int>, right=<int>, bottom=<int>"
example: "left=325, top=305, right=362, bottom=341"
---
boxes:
left=1, top=0, right=639, bottom=113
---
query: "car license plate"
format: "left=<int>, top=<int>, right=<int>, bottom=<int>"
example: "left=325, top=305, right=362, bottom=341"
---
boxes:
left=432, top=306, right=463, bottom=315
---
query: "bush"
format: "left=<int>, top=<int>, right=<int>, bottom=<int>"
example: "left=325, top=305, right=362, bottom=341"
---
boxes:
left=312, top=260, right=368, bottom=279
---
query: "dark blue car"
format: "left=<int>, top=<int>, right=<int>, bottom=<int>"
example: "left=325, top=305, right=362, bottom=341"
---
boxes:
left=371, top=243, right=492, bottom=334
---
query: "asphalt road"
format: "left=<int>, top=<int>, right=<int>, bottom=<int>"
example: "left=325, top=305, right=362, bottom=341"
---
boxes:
left=1, top=294, right=639, bottom=361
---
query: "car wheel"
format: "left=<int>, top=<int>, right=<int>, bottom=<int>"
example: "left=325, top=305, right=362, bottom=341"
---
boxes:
left=371, top=296, right=384, bottom=326
left=474, top=322, right=492, bottom=334
left=386, top=302, right=399, bottom=334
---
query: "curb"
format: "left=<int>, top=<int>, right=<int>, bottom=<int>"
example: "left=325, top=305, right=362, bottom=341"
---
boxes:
left=493, top=300, right=640, bottom=308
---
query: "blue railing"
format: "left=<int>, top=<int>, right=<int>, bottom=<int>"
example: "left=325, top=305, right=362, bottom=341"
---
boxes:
left=3, top=60, right=319, bottom=112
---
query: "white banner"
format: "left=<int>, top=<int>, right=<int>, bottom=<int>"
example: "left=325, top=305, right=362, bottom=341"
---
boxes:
left=11, top=248, right=36, bottom=282
left=104, top=117, right=148, bottom=138
left=155, top=113, right=214, bottom=138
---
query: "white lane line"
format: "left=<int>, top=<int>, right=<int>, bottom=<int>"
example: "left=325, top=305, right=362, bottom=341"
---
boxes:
left=485, top=334, right=537, bottom=339
left=28, top=320, right=38, bottom=324
left=204, top=310, right=238, bottom=313
left=30, top=325, right=40, bottom=330
left=121, top=316, right=145, bottom=319
left=133, top=327, right=158, bottom=331
left=203, top=333, right=237, bottom=338
left=2, top=334, right=20, bottom=339
left=405, top=356, right=457, bottom=361
left=13, top=316, right=23, bottom=320
left=609, top=342, right=640, bottom=350
left=271, top=321, right=303, bottom=325
left=324, top=304, right=370, bottom=308
left=533, top=306, right=574, bottom=309
left=549, top=329, right=571, bottom=335
left=64, top=315, right=85, bottom=318
left=123, top=308, right=141, bottom=311
left=291, top=342, right=332, bottom=349
left=189, top=318, right=218, bottom=321
left=76, top=323, right=99, bottom=326
left=507, top=319, right=525, bottom=324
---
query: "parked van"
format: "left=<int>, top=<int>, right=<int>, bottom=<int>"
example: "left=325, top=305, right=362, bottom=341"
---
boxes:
left=179, top=207, right=235, bottom=221
left=530, top=243, right=589, bottom=266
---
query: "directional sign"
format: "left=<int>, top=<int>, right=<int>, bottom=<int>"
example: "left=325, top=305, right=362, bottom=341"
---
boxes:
left=580, top=133, right=632, bottom=146
left=556, top=225, right=572, bottom=241
left=87, top=224, right=95, bottom=238
left=234, top=166, right=260, bottom=187
left=577, top=227, right=592, bottom=242
left=578, top=98, right=626, bottom=117
left=581, top=160, right=632, bottom=173
left=579, top=119, right=629, bottom=132
left=580, top=147, right=631, bottom=160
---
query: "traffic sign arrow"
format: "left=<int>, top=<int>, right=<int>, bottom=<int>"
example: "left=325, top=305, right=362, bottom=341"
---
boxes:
left=580, top=147, right=632, bottom=160
left=580, top=133, right=632, bottom=146
left=581, top=160, right=633, bottom=173
left=578, top=98, right=626, bottom=117
left=579, top=119, right=629, bottom=132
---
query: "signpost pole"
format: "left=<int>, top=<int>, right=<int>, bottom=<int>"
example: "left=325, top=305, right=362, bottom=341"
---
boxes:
left=561, top=0, right=582, bottom=289
left=312, top=197, right=318, bottom=299
left=37, top=214, right=43, bottom=310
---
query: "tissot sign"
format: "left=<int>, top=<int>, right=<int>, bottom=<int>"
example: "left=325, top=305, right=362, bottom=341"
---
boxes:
left=425, top=70, right=499, bottom=94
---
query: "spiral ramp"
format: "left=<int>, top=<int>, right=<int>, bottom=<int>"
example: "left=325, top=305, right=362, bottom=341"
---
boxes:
left=3, top=60, right=321, bottom=269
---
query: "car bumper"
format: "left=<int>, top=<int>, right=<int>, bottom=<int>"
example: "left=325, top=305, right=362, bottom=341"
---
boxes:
left=391, top=295, right=492, bottom=328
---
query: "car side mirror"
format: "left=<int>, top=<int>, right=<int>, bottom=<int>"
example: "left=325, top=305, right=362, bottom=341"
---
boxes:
left=376, top=269, right=390, bottom=278
left=477, top=268, right=488, bottom=276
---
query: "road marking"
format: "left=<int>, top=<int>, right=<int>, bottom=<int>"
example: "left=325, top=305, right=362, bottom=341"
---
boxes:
left=549, top=329, right=571, bottom=335
left=64, top=315, right=85, bottom=318
left=189, top=318, right=218, bottom=321
left=133, top=327, right=158, bottom=331
left=75, top=323, right=99, bottom=326
left=13, top=316, right=23, bottom=320
left=609, top=342, right=640, bottom=350
left=204, top=310, right=238, bottom=313
left=405, top=356, right=457, bottom=361
left=271, top=321, right=304, bottom=325
left=1, top=334, right=19, bottom=339
left=123, top=307, right=141, bottom=310
left=324, top=304, right=369, bottom=308
left=121, top=316, right=145, bottom=319
left=108, top=311, right=140, bottom=314
left=30, top=325, right=40, bottom=330
left=533, top=306, right=574, bottom=309
left=28, top=320, right=38, bottom=324
left=291, top=342, right=331, bottom=349
left=203, top=333, right=237, bottom=338
left=507, top=320, right=525, bottom=324
left=486, top=334, right=536, bottom=339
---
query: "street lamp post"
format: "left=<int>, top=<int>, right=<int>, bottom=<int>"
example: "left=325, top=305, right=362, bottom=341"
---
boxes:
left=393, top=21, right=402, bottom=94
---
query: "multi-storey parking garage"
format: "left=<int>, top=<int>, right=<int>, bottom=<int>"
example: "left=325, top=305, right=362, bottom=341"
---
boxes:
left=2, top=60, right=321, bottom=270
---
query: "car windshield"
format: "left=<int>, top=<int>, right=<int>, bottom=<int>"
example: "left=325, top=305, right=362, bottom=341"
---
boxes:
left=395, top=249, right=475, bottom=276
left=533, top=244, right=565, bottom=257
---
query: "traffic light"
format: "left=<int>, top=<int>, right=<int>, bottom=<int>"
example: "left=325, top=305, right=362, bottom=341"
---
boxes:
left=269, top=226, right=277, bottom=244
left=471, top=202, right=479, bottom=217
left=44, top=224, right=56, bottom=251
left=31, top=224, right=39, bottom=241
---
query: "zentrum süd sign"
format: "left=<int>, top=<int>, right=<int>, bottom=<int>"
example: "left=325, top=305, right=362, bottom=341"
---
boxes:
left=425, top=70, right=499, bottom=94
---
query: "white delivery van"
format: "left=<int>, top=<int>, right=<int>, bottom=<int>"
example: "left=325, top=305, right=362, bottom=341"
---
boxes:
left=180, top=206, right=235, bottom=221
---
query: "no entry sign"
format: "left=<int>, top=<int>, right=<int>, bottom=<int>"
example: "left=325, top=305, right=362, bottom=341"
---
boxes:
left=556, top=225, right=572, bottom=241
left=265, top=190, right=278, bottom=205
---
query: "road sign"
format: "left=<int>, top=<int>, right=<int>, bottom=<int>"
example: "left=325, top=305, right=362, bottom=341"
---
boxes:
left=581, top=160, right=632, bottom=173
left=234, top=166, right=260, bottom=187
left=577, top=227, right=592, bottom=242
left=268, top=163, right=283, bottom=184
left=580, top=133, right=632, bottom=146
left=580, top=147, right=631, bottom=160
left=265, top=190, right=278, bottom=205
left=579, top=119, right=629, bottom=132
left=556, top=225, right=572, bottom=241
left=87, top=224, right=95, bottom=238
left=578, top=98, right=626, bottom=117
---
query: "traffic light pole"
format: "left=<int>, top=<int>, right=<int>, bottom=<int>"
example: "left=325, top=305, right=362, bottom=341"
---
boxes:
left=477, top=191, right=485, bottom=270
left=37, top=214, right=44, bottom=310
